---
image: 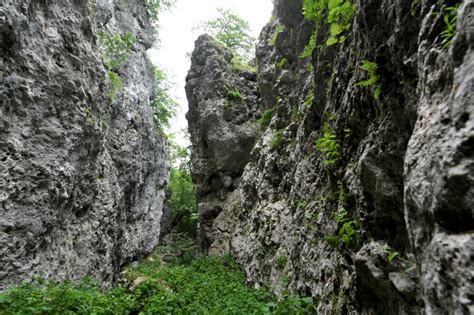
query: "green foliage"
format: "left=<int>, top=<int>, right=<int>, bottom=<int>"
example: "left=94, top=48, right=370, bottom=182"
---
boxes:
left=433, top=4, right=460, bottom=49
left=168, top=142, right=198, bottom=237
left=410, top=0, right=420, bottom=16
left=226, top=88, right=244, bottom=101
left=291, top=105, right=300, bottom=121
left=0, top=277, right=132, bottom=314
left=315, top=121, right=341, bottom=166
left=99, top=32, right=136, bottom=71
left=107, top=70, right=123, bottom=101
left=301, top=0, right=356, bottom=57
left=231, top=56, right=256, bottom=73
left=271, top=128, right=286, bottom=150
left=356, top=60, right=382, bottom=100
left=276, top=57, right=288, bottom=70
left=276, top=255, right=289, bottom=269
left=383, top=245, right=400, bottom=263
left=151, top=67, right=178, bottom=133
left=304, top=91, right=315, bottom=107
left=0, top=253, right=315, bottom=314
left=271, top=24, right=285, bottom=46
left=324, top=208, right=361, bottom=249
left=195, top=7, right=256, bottom=60
left=144, top=0, right=175, bottom=23
left=258, top=106, right=276, bottom=127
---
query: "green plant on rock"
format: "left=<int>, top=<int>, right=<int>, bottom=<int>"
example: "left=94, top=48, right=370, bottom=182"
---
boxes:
left=271, top=128, right=286, bottom=150
left=258, top=106, right=276, bottom=128
left=315, top=120, right=341, bottom=166
left=107, top=70, right=123, bottom=101
left=383, top=245, right=400, bottom=263
left=226, top=88, right=244, bottom=101
left=99, top=32, right=136, bottom=71
left=304, top=90, right=315, bottom=107
left=231, top=56, right=256, bottom=73
left=433, top=4, right=460, bottom=49
left=276, top=255, right=289, bottom=269
left=324, top=208, right=361, bottom=249
left=271, top=24, right=285, bottom=46
left=300, top=0, right=357, bottom=58
left=276, top=57, right=288, bottom=70
left=356, top=60, right=382, bottom=100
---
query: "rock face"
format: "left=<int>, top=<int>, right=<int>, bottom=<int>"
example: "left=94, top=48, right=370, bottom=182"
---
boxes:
left=186, top=0, right=473, bottom=313
left=0, top=0, right=168, bottom=290
left=185, top=35, right=260, bottom=252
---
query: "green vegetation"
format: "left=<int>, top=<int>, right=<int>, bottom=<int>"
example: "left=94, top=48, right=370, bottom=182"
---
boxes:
left=0, top=250, right=315, bottom=314
left=300, top=0, right=357, bottom=58
left=304, top=91, right=315, bottom=107
left=231, top=55, right=256, bottom=73
left=271, top=24, right=285, bottom=46
left=271, top=128, right=286, bottom=150
left=315, top=120, right=341, bottom=166
left=107, top=70, right=123, bottom=101
left=433, top=4, right=460, bottom=49
left=99, top=32, right=136, bottom=71
left=195, top=8, right=256, bottom=60
left=258, top=106, right=277, bottom=128
left=276, top=255, right=289, bottom=269
left=383, top=245, right=400, bottom=263
left=324, top=208, right=361, bottom=249
left=144, top=0, right=175, bottom=24
left=226, top=88, right=244, bottom=101
left=356, top=60, right=382, bottom=100
left=168, top=142, right=198, bottom=237
left=99, top=32, right=136, bottom=101
left=151, top=67, right=178, bottom=133
left=410, top=0, right=420, bottom=16
left=276, top=57, right=288, bottom=70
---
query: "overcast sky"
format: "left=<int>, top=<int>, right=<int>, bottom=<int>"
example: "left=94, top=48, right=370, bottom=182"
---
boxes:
left=147, top=0, right=273, bottom=145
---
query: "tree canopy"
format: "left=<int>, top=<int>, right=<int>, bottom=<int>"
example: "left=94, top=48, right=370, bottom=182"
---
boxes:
left=195, top=8, right=256, bottom=60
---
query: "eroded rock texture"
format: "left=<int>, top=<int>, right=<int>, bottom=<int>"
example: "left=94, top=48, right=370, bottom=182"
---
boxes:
left=0, top=0, right=168, bottom=290
left=187, top=0, right=473, bottom=313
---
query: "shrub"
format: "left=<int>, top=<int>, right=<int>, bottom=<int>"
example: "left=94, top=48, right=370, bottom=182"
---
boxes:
left=144, top=0, right=175, bottom=23
left=99, top=32, right=136, bottom=71
left=151, top=67, right=178, bottom=133
left=315, top=121, right=341, bottom=166
left=226, top=88, right=244, bottom=101
left=276, top=57, right=288, bottom=70
left=258, top=106, right=276, bottom=127
left=324, top=208, right=361, bottom=249
left=231, top=56, right=256, bottom=73
left=356, top=60, right=382, bottom=100
left=107, top=70, right=123, bottom=101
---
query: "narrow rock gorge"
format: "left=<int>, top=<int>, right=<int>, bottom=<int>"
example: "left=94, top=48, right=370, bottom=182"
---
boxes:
left=186, top=0, right=473, bottom=313
left=0, top=0, right=168, bottom=290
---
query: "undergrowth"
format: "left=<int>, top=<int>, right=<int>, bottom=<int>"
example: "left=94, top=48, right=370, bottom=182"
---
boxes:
left=0, top=240, right=315, bottom=314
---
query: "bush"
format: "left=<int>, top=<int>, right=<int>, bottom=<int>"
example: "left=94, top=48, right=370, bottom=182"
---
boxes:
left=355, top=60, right=382, bottom=100
left=315, top=121, right=341, bottom=166
left=151, top=67, right=178, bottom=133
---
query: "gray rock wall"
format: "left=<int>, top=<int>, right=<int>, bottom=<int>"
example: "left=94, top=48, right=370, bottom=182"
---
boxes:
left=186, top=0, right=473, bottom=313
left=0, top=0, right=168, bottom=290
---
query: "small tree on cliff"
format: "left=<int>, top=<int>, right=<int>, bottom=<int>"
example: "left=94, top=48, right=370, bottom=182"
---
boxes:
left=195, top=7, right=256, bottom=60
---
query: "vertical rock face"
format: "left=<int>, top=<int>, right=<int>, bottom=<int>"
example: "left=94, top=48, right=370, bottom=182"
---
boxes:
left=0, top=0, right=168, bottom=290
left=186, top=35, right=259, bottom=252
left=186, top=0, right=473, bottom=313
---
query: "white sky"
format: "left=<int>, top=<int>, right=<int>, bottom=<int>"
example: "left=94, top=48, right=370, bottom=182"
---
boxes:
left=147, top=0, right=273, bottom=146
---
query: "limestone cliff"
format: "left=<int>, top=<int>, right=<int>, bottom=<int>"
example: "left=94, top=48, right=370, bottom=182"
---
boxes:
left=186, top=0, right=473, bottom=313
left=0, top=0, right=168, bottom=290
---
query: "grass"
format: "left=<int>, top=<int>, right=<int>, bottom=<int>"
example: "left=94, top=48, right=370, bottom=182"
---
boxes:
left=0, top=239, right=315, bottom=314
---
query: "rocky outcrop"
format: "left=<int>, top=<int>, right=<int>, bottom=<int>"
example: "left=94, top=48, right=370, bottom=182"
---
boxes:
left=187, top=0, right=473, bottom=313
left=185, top=35, right=259, bottom=252
left=0, top=0, right=168, bottom=290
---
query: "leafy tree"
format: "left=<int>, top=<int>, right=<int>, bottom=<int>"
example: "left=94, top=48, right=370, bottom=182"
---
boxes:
left=167, top=140, right=198, bottom=237
left=145, top=0, right=175, bottom=23
left=151, top=67, right=178, bottom=134
left=195, top=7, right=256, bottom=60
